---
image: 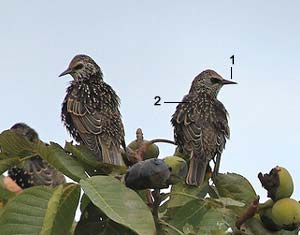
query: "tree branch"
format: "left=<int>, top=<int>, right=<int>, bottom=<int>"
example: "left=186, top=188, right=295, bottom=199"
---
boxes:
left=236, top=196, right=260, bottom=229
left=123, top=128, right=176, bottom=164
left=148, top=139, right=176, bottom=145
left=152, top=189, right=162, bottom=230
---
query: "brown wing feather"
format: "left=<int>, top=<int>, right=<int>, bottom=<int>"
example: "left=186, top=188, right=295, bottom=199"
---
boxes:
left=67, top=96, right=124, bottom=165
left=24, top=157, right=66, bottom=186
left=172, top=93, right=229, bottom=185
left=172, top=96, right=205, bottom=158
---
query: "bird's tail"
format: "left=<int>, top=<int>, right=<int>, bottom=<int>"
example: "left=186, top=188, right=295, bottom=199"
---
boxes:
left=101, top=144, right=125, bottom=166
left=186, top=155, right=208, bottom=186
left=82, top=134, right=125, bottom=166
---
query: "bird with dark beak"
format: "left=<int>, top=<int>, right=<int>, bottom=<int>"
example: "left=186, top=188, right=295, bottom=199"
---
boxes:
left=171, top=69, right=237, bottom=186
left=59, top=54, right=126, bottom=166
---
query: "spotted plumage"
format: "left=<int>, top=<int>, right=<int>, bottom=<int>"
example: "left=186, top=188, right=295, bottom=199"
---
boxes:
left=60, top=54, right=125, bottom=166
left=7, top=123, right=65, bottom=189
left=171, top=69, right=236, bottom=186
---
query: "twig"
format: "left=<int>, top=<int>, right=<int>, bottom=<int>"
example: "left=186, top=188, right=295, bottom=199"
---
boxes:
left=152, top=189, right=162, bottom=230
left=148, top=139, right=176, bottom=145
left=236, top=196, right=260, bottom=229
left=137, top=139, right=176, bottom=160
left=123, top=128, right=176, bottom=164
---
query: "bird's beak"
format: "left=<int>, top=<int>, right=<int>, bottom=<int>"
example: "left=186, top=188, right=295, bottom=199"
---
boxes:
left=222, top=79, right=237, bottom=85
left=59, top=68, right=72, bottom=77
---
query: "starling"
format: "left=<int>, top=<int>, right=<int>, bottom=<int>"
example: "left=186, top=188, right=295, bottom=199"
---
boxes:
left=60, top=54, right=125, bottom=166
left=7, top=123, right=65, bottom=189
left=171, top=70, right=236, bottom=186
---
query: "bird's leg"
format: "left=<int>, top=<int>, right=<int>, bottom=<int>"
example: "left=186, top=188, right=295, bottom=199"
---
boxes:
left=213, top=154, right=221, bottom=179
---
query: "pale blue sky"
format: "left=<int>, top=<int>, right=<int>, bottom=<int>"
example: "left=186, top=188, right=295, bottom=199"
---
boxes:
left=1, top=1, right=300, bottom=201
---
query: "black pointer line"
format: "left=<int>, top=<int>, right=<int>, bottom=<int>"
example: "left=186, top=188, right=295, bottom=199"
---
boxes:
left=164, top=101, right=187, bottom=104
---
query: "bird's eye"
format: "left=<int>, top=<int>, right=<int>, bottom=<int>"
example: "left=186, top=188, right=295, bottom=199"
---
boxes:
left=73, top=63, right=83, bottom=70
left=211, top=77, right=220, bottom=84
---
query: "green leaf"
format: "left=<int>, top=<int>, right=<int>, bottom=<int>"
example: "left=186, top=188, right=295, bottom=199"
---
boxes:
left=163, top=199, right=238, bottom=235
left=45, top=184, right=81, bottom=235
left=159, top=220, right=186, bottom=235
left=80, top=176, right=156, bottom=235
left=135, top=189, right=150, bottom=205
left=36, top=141, right=88, bottom=182
left=214, top=173, right=257, bottom=205
left=75, top=203, right=136, bottom=235
left=80, top=193, right=91, bottom=213
left=0, top=153, right=10, bottom=160
left=207, top=185, right=220, bottom=198
left=214, top=197, right=245, bottom=208
left=0, top=157, right=20, bottom=175
left=165, top=199, right=209, bottom=231
left=65, top=142, right=127, bottom=175
left=242, top=217, right=299, bottom=235
left=167, top=181, right=209, bottom=208
left=0, top=184, right=80, bottom=235
left=196, top=208, right=236, bottom=235
left=0, top=131, right=88, bottom=182
left=0, top=130, right=34, bottom=156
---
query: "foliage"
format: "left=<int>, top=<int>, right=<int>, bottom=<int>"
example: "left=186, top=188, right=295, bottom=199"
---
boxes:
left=0, top=129, right=299, bottom=235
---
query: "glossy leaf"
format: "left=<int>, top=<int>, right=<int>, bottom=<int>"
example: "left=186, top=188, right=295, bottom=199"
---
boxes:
left=214, top=173, right=257, bottom=204
left=0, top=184, right=80, bottom=235
left=79, top=193, right=91, bottom=213
left=0, top=157, right=20, bottom=175
left=47, top=184, right=81, bottom=235
left=197, top=208, right=236, bottom=235
left=163, top=199, right=238, bottom=235
left=80, top=176, right=155, bottom=235
left=75, top=203, right=136, bottom=235
left=36, top=141, right=88, bottom=182
left=242, top=217, right=299, bottom=235
left=167, top=181, right=209, bottom=208
left=164, top=199, right=209, bottom=231
left=65, top=142, right=127, bottom=175
left=0, top=130, right=34, bottom=156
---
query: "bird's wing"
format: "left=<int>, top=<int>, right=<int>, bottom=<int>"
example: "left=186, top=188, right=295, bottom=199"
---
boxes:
left=172, top=95, right=229, bottom=157
left=24, top=156, right=65, bottom=186
left=171, top=95, right=206, bottom=156
left=210, top=100, right=230, bottom=175
left=66, top=97, right=125, bottom=162
left=213, top=100, right=230, bottom=152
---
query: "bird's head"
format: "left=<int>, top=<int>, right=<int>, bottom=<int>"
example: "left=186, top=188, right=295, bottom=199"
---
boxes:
left=10, top=123, right=39, bottom=143
left=190, top=69, right=237, bottom=97
left=59, top=54, right=103, bottom=81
